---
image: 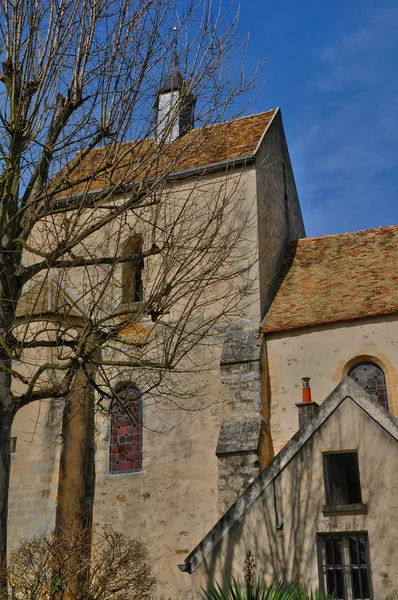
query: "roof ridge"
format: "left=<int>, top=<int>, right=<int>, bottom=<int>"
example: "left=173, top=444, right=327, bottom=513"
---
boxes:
left=97, top=109, right=278, bottom=151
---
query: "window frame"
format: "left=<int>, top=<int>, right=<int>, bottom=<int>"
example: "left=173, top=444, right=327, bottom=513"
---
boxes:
left=348, top=362, right=389, bottom=411
left=323, top=451, right=362, bottom=508
left=317, top=532, right=372, bottom=600
left=109, top=385, right=143, bottom=474
left=120, top=234, right=144, bottom=306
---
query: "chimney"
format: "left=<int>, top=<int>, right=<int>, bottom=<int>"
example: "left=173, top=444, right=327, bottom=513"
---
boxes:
left=302, top=377, right=312, bottom=402
left=295, top=377, right=319, bottom=428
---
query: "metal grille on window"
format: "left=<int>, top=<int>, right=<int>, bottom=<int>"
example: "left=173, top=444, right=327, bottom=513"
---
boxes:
left=109, top=385, right=142, bottom=473
left=318, top=534, right=372, bottom=600
left=349, top=363, right=388, bottom=410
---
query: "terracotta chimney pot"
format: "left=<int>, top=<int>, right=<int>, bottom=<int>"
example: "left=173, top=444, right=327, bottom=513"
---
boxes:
left=302, top=377, right=312, bottom=403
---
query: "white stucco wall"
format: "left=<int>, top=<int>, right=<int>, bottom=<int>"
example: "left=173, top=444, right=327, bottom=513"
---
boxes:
left=191, top=394, right=398, bottom=599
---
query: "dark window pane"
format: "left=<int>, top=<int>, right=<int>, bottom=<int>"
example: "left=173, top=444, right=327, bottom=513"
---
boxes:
left=359, top=537, right=368, bottom=565
left=360, top=568, right=370, bottom=599
left=326, top=568, right=345, bottom=599
left=320, top=534, right=371, bottom=600
left=349, top=536, right=359, bottom=565
left=326, top=537, right=342, bottom=565
left=350, top=566, right=371, bottom=600
left=324, top=453, right=361, bottom=506
left=325, top=539, right=334, bottom=565
left=121, top=234, right=144, bottom=304
left=351, top=568, right=361, bottom=598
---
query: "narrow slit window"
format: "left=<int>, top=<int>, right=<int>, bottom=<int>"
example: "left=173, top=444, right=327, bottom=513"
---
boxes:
left=121, top=234, right=143, bottom=304
left=11, top=437, right=17, bottom=453
left=323, top=452, right=361, bottom=507
left=349, top=363, right=388, bottom=410
left=109, top=385, right=142, bottom=474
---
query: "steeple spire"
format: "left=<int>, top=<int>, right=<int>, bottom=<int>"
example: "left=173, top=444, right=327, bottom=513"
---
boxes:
left=155, top=28, right=196, bottom=142
left=173, top=26, right=179, bottom=71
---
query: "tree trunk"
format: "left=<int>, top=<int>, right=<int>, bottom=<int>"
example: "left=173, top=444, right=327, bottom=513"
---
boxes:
left=54, top=364, right=96, bottom=600
left=0, top=384, right=14, bottom=596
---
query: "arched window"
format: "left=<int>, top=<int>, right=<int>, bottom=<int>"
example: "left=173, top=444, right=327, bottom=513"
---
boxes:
left=349, top=362, right=389, bottom=410
left=109, top=385, right=142, bottom=473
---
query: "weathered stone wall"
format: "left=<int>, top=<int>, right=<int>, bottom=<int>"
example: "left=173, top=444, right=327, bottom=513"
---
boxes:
left=220, top=322, right=262, bottom=418
left=8, top=400, right=62, bottom=545
left=255, top=110, right=305, bottom=318
left=93, top=339, right=224, bottom=599
left=216, top=321, right=262, bottom=513
left=217, top=453, right=260, bottom=515
left=6, top=115, right=302, bottom=599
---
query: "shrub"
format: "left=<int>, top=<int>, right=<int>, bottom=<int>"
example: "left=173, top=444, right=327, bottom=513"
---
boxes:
left=201, top=578, right=335, bottom=600
left=4, top=526, right=156, bottom=600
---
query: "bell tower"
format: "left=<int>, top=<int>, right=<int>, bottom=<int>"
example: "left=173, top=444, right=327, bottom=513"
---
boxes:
left=155, top=31, right=196, bottom=141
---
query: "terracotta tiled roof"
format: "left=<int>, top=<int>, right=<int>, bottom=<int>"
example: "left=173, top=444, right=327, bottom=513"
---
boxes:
left=60, top=110, right=277, bottom=196
left=262, top=226, right=398, bottom=334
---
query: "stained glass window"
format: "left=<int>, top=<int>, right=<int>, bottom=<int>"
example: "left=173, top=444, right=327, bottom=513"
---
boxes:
left=349, top=363, right=388, bottom=410
left=109, top=385, right=142, bottom=473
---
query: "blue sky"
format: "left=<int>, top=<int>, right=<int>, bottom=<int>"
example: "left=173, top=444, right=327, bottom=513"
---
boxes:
left=237, top=0, right=398, bottom=237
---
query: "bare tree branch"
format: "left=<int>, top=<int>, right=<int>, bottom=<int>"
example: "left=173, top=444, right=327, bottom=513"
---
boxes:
left=0, top=0, right=264, bottom=588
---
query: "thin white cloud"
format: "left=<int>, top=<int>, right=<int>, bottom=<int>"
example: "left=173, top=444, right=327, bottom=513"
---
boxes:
left=292, top=0, right=398, bottom=236
left=316, top=2, right=398, bottom=91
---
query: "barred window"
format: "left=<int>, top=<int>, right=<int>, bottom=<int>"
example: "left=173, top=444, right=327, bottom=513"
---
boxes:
left=349, top=363, right=388, bottom=410
left=109, top=385, right=142, bottom=473
left=318, top=534, right=372, bottom=600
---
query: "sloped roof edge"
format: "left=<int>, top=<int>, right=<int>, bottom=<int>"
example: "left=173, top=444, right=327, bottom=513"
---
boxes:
left=252, top=106, right=279, bottom=156
left=56, top=110, right=278, bottom=200
left=184, top=377, right=398, bottom=573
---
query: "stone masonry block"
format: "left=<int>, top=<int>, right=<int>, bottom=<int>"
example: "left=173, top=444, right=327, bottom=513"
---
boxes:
left=216, top=418, right=262, bottom=456
left=220, top=320, right=261, bottom=366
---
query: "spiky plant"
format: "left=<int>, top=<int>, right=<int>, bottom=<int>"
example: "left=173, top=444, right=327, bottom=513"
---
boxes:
left=201, top=578, right=334, bottom=600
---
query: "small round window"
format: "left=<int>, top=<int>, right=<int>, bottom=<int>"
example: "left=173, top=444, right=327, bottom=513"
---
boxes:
left=349, top=362, right=388, bottom=410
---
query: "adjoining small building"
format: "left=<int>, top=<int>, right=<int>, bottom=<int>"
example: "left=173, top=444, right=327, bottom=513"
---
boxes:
left=183, top=377, right=398, bottom=600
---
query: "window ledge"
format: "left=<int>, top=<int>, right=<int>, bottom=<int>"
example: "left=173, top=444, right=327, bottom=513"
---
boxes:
left=118, top=302, right=140, bottom=311
left=322, top=503, right=368, bottom=516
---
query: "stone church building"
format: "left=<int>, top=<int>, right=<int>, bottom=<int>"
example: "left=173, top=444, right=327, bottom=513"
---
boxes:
left=8, top=66, right=398, bottom=600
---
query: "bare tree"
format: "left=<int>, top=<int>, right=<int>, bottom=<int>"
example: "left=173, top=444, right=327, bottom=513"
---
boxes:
left=0, top=0, right=261, bottom=592
left=3, top=526, right=156, bottom=600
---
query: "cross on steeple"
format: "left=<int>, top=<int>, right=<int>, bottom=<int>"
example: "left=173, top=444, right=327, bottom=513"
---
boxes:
left=173, top=26, right=179, bottom=71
